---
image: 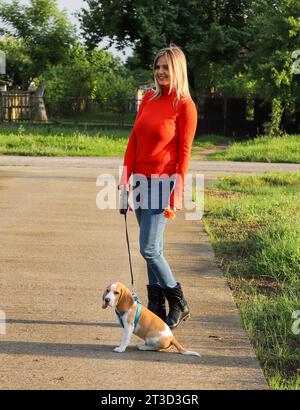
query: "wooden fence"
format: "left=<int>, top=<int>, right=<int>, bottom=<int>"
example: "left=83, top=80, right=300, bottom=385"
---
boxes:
left=0, top=91, right=47, bottom=122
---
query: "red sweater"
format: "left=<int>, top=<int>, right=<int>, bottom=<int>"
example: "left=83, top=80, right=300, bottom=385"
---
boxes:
left=120, top=86, right=197, bottom=209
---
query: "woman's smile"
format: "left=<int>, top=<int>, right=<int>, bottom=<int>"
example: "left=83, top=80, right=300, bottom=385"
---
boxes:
left=155, top=55, right=170, bottom=87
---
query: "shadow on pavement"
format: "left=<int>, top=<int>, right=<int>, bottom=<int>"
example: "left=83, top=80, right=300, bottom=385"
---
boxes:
left=0, top=340, right=260, bottom=368
left=6, top=318, right=119, bottom=328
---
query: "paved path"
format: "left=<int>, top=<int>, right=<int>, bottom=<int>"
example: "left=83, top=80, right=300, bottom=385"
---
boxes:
left=0, top=155, right=292, bottom=389
left=1, top=154, right=298, bottom=181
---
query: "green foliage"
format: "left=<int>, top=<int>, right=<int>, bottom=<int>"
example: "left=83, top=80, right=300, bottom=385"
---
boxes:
left=269, top=98, right=284, bottom=136
left=0, top=34, right=32, bottom=87
left=39, top=44, right=136, bottom=116
left=245, top=0, right=300, bottom=131
left=93, top=72, right=135, bottom=113
left=0, top=0, right=76, bottom=85
left=125, top=53, right=153, bottom=87
left=39, top=45, right=94, bottom=110
left=1, top=0, right=300, bottom=131
left=79, top=0, right=300, bottom=132
left=78, top=0, right=253, bottom=97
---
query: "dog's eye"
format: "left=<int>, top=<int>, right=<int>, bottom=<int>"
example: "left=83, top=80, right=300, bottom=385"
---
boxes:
left=114, top=291, right=119, bottom=295
left=106, top=289, right=109, bottom=293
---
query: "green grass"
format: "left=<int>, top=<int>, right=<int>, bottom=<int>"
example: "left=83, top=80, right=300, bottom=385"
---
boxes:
left=1, top=124, right=300, bottom=165
left=209, top=134, right=300, bottom=163
left=0, top=125, right=130, bottom=156
left=200, top=172, right=300, bottom=389
left=0, top=124, right=231, bottom=157
left=192, top=134, right=232, bottom=148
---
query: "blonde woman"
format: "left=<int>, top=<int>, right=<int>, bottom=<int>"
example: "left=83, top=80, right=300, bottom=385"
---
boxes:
left=119, top=44, right=197, bottom=329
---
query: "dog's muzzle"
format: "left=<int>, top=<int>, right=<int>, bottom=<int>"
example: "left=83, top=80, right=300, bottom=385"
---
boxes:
left=102, top=297, right=111, bottom=309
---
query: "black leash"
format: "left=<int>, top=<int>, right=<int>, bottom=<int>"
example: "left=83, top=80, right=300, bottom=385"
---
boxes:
left=119, top=187, right=134, bottom=291
left=123, top=211, right=134, bottom=291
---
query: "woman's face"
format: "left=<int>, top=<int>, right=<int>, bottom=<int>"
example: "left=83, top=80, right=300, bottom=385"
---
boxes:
left=154, top=54, right=170, bottom=88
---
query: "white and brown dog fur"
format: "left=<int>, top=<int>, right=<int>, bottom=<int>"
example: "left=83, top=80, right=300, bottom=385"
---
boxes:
left=102, top=282, right=200, bottom=357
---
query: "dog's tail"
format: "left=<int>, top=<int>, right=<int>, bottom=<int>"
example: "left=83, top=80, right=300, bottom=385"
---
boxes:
left=171, top=337, right=201, bottom=357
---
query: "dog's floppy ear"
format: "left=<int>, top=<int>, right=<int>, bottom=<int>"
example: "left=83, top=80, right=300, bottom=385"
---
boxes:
left=116, top=283, right=134, bottom=312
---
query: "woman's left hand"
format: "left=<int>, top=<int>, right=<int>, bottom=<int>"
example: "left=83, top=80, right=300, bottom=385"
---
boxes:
left=164, top=206, right=176, bottom=219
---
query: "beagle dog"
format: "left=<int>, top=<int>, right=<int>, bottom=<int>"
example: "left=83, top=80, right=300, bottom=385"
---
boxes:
left=102, top=282, right=201, bottom=357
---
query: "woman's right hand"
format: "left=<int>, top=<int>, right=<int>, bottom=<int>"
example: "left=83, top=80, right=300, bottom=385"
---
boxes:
left=117, top=183, right=131, bottom=192
left=118, top=183, right=133, bottom=212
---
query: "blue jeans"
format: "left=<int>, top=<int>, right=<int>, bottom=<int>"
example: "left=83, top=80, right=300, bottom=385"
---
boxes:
left=132, top=175, right=177, bottom=289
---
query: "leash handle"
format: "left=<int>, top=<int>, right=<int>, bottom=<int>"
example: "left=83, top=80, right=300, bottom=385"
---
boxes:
left=119, top=185, right=129, bottom=214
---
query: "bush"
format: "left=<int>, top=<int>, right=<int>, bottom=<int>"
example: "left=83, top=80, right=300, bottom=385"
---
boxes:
left=39, top=44, right=136, bottom=117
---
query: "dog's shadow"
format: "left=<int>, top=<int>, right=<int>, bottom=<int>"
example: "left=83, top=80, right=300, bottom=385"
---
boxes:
left=1, top=319, right=259, bottom=368
left=0, top=339, right=199, bottom=364
left=2, top=318, right=199, bottom=364
left=0, top=338, right=260, bottom=368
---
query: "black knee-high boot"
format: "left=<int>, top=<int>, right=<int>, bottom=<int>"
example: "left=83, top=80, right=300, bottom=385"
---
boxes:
left=147, top=284, right=167, bottom=322
left=163, top=283, right=190, bottom=329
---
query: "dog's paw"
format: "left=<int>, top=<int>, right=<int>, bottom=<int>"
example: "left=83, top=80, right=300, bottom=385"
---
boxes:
left=113, top=345, right=126, bottom=353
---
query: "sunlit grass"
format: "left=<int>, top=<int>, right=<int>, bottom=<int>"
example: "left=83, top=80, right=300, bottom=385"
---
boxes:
left=200, top=172, right=300, bottom=389
left=209, top=134, right=300, bottom=163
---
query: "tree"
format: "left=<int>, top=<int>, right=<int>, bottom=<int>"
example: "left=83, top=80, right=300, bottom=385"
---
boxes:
left=39, top=44, right=136, bottom=117
left=79, top=0, right=300, bottom=136
left=78, top=0, right=253, bottom=98
left=0, top=34, right=32, bottom=88
left=245, top=0, right=300, bottom=135
left=0, top=0, right=76, bottom=86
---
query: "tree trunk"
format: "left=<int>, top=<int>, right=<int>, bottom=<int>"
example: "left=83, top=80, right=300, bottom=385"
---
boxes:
left=31, top=81, right=48, bottom=122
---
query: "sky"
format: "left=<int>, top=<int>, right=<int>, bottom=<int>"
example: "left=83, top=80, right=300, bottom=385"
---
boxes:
left=20, top=0, right=133, bottom=62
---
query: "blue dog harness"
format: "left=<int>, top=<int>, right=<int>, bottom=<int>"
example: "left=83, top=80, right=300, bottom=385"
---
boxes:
left=115, top=293, right=142, bottom=331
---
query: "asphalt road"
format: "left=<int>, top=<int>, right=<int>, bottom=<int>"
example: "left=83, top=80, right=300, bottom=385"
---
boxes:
left=1, top=155, right=294, bottom=389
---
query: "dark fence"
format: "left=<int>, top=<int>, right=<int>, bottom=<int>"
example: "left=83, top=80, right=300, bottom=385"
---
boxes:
left=44, top=96, right=137, bottom=127
left=197, top=97, right=274, bottom=139
left=197, top=97, right=300, bottom=139
left=0, top=94, right=137, bottom=127
left=1, top=93, right=299, bottom=138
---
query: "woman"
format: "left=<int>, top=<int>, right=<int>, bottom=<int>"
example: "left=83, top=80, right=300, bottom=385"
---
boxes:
left=119, top=44, right=197, bottom=329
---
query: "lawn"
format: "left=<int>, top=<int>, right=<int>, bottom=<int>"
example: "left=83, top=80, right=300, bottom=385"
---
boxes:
left=0, top=124, right=230, bottom=157
left=200, top=172, right=300, bottom=390
left=0, top=125, right=130, bottom=156
left=209, top=134, right=300, bottom=163
left=1, top=125, right=300, bottom=164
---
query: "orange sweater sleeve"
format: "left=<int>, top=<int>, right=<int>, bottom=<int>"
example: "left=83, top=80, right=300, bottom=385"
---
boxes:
left=119, top=92, right=150, bottom=186
left=170, top=98, right=197, bottom=210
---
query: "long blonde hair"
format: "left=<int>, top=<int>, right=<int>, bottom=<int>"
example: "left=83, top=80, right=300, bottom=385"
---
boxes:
left=151, top=44, right=191, bottom=105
